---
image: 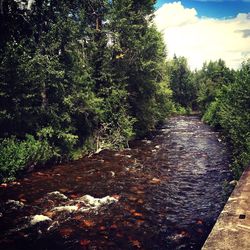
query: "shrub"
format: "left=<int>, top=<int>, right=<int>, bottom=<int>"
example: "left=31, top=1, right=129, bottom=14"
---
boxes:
left=172, top=103, right=188, bottom=115
left=202, top=60, right=250, bottom=178
left=37, top=127, right=78, bottom=160
left=202, top=100, right=221, bottom=127
left=0, top=135, right=54, bottom=182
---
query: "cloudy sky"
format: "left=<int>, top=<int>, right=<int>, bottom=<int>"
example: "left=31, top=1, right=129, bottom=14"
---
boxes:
left=154, top=0, right=250, bottom=70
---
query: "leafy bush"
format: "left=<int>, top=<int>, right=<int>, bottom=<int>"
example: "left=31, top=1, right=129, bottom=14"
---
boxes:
left=172, top=103, right=188, bottom=115
left=0, top=135, right=54, bottom=182
left=0, top=0, right=174, bottom=180
left=202, top=100, right=221, bottom=127
left=94, top=88, right=136, bottom=150
left=201, top=59, right=250, bottom=178
left=37, top=127, right=79, bottom=160
left=154, top=81, right=174, bottom=121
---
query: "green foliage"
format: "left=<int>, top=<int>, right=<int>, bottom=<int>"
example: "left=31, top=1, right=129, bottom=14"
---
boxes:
left=200, top=59, right=250, bottom=178
left=196, top=59, right=235, bottom=113
left=0, top=135, right=54, bottom=182
left=217, top=61, right=250, bottom=177
left=37, top=127, right=78, bottom=159
left=0, top=0, right=173, bottom=180
left=202, top=99, right=222, bottom=127
left=167, top=56, right=197, bottom=109
left=172, top=104, right=190, bottom=115
left=95, top=87, right=136, bottom=149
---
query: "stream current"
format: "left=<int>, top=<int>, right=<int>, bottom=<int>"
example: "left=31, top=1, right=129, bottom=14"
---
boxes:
left=0, top=116, right=232, bottom=249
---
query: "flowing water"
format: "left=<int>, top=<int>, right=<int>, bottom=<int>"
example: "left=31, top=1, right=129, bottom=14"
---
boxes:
left=0, top=116, right=232, bottom=250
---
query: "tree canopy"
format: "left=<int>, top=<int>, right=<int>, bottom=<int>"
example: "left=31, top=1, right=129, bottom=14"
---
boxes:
left=0, top=0, right=172, bottom=181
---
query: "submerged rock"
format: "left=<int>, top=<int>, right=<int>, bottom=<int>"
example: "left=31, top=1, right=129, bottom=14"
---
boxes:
left=149, top=177, right=161, bottom=185
left=5, top=200, right=24, bottom=210
left=30, top=215, right=52, bottom=225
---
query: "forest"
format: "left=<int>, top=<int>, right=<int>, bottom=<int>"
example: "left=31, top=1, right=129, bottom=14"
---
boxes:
left=0, top=0, right=249, bottom=182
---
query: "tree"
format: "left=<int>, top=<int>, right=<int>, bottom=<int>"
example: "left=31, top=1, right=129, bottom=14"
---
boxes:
left=199, top=59, right=250, bottom=177
left=107, top=0, right=171, bottom=136
left=196, top=59, right=235, bottom=112
left=167, top=55, right=195, bottom=109
left=0, top=0, right=173, bottom=180
left=218, top=60, right=250, bottom=176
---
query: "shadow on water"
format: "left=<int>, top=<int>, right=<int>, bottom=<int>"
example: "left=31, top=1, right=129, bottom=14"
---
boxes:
left=0, top=116, right=233, bottom=250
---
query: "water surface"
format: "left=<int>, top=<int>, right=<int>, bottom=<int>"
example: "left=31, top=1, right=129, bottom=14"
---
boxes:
left=0, top=116, right=232, bottom=249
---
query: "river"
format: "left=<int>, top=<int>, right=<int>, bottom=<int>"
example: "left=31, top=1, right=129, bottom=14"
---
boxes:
left=0, top=115, right=232, bottom=250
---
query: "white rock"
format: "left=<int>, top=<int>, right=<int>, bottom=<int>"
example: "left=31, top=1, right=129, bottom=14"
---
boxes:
left=142, top=140, right=152, bottom=144
left=78, top=207, right=91, bottom=212
left=125, top=155, right=132, bottom=158
left=77, top=195, right=117, bottom=209
left=30, top=215, right=52, bottom=225
left=229, top=180, right=238, bottom=186
left=47, top=191, right=68, bottom=200
left=6, top=200, right=24, bottom=208
left=52, top=205, right=78, bottom=213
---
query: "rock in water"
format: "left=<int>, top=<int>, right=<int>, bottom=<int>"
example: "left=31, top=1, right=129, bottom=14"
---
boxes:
left=47, top=191, right=68, bottom=201
left=5, top=200, right=24, bottom=210
left=52, top=205, right=78, bottom=213
left=77, top=195, right=118, bottom=210
left=229, top=180, right=238, bottom=186
left=30, top=215, right=52, bottom=225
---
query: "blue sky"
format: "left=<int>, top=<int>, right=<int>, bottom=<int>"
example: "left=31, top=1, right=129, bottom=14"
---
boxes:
left=154, top=1, right=250, bottom=69
left=155, top=0, right=250, bottom=18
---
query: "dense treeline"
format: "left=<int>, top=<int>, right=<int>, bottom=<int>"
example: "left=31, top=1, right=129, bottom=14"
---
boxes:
left=0, top=1, right=249, bottom=182
left=0, top=0, right=173, bottom=181
left=168, top=56, right=250, bottom=178
left=200, top=59, right=250, bottom=178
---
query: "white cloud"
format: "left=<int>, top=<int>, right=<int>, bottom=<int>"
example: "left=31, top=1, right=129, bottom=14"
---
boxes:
left=193, top=0, right=249, bottom=2
left=154, top=1, right=250, bottom=70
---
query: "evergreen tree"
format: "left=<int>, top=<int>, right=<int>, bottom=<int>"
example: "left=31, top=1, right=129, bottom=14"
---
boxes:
left=196, top=59, right=235, bottom=112
left=108, top=0, right=171, bottom=135
left=167, top=55, right=195, bottom=109
left=0, top=0, right=172, bottom=180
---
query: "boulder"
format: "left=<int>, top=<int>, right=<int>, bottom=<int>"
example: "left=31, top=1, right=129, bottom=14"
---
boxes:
left=30, top=215, right=52, bottom=225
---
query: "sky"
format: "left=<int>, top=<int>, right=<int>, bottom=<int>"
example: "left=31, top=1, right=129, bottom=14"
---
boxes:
left=154, top=0, right=250, bottom=70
